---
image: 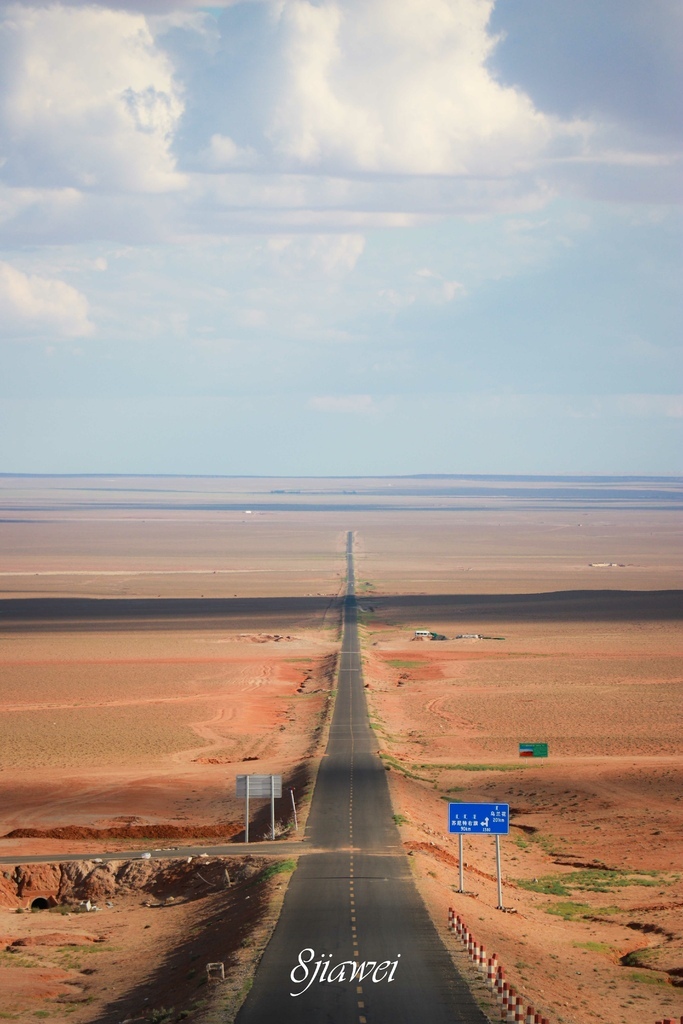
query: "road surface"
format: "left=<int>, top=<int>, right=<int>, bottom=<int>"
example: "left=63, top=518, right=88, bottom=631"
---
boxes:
left=235, top=533, right=487, bottom=1024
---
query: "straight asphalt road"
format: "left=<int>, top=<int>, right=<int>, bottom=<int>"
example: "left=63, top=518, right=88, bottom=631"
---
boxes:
left=236, top=533, right=488, bottom=1024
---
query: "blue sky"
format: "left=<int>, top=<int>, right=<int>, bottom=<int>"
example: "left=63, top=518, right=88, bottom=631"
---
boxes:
left=0, top=0, right=680, bottom=475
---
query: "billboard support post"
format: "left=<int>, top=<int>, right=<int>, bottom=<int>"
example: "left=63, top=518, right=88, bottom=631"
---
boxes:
left=458, top=834, right=464, bottom=893
left=245, top=775, right=250, bottom=844
left=495, top=835, right=503, bottom=909
left=236, top=775, right=282, bottom=842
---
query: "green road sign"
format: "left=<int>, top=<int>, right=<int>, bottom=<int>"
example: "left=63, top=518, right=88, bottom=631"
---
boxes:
left=519, top=742, right=548, bottom=758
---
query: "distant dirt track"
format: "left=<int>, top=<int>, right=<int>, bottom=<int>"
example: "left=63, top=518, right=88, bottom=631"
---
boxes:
left=0, top=590, right=680, bottom=632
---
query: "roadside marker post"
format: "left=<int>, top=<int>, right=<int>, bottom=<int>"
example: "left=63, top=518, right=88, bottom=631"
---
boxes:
left=448, top=802, right=510, bottom=910
left=245, top=775, right=249, bottom=843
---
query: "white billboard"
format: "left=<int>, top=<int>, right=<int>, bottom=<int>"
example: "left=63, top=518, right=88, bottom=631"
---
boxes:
left=236, top=774, right=282, bottom=799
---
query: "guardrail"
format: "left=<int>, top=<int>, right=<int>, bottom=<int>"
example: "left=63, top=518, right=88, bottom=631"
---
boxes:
left=448, top=907, right=682, bottom=1024
left=449, top=907, right=548, bottom=1024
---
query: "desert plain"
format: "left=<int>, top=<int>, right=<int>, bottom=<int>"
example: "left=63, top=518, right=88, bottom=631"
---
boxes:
left=0, top=474, right=681, bottom=1024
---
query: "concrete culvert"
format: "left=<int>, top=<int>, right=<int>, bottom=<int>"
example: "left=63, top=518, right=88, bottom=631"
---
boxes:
left=31, top=897, right=50, bottom=910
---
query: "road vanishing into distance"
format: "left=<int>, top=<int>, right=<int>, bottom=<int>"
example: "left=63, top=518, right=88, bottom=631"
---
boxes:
left=0, top=534, right=488, bottom=1023
left=235, top=533, right=487, bottom=1024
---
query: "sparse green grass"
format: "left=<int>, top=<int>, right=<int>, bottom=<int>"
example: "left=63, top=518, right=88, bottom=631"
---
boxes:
left=386, top=660, right=425, bottom=669
left=0, top=951, right=38, bottom=968
left=517, top=868, right=662, bottom=896
left=148, top=1009, right=174, bottom=1024
left=379, top=753, right=430, bottom=781
left=518, top=877, right=571, bottom=896
left=628, top=971, right=667, bottom=986
left=621, top=949, right=654, bottom=967
left=260, top=859, right=296, bottom=882
left=544, top=902, right=623, bottom=921
left=392, top=814, right=409, bottom=825
left=545, top=901, right=593, bottom=921
left=525, top=831, right=558, bottom=855
left=412, top=762, right=528, bottom=772
left=440, top=785, right=466, bottom=801
left=573, top=941, right=616, bottom=954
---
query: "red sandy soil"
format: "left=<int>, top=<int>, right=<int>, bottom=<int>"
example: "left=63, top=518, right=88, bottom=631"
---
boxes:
left=363, top=617, right=683, bottom=1024
left=0, top=483, right=681, bottom=1023
left=0, top=628, right=338, bottom=857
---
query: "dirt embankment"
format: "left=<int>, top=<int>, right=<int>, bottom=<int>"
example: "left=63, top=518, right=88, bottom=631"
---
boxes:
left=0, top=855, right=295, bottom=1024
left=0, top=856, right=255, bottom=908
left=4, top=821, right=242, bottom=842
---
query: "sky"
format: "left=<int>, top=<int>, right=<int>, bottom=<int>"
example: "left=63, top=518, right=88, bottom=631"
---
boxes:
left=0, top=0, right=681, bottom=476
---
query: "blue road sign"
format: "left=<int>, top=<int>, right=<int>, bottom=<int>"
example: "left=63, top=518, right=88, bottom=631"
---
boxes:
left=448, top=802, right=509, bottom=835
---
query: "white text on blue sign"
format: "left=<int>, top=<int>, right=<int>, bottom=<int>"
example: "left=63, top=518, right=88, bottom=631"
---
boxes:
left=448, top=802, right=510, bottom=835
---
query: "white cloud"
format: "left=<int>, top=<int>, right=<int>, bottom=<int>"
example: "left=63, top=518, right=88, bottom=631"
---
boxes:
left=308, top=391, right=683, bottom=423
left=0, top=4, right=184, bottom=192
left=415, top=266, right=465, bottom=302
left=447, top=392, right=683, bottom=420
left=601, top=394, right=683, bottom=419
left=0, top=0, right=675, bottom=248
left=266, top=233, right=365, bottom=275
left=202, top=134, right=258, bottom=170
left=309, top=394, right=380, bottom=415
left=0, top=260, right=94, bottom=337
left=267, top=0, right=584, bottom=175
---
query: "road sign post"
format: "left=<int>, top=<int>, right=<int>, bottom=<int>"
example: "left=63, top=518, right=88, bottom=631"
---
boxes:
left=448, top=802, right=510, bottom=910
left=245, top=775, right=250, bottom=844
left=458, top=834, right=464, bottom=893
left=236, top=775, right=283, bottom=843
left=495, top=835, right=503, bottom=909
